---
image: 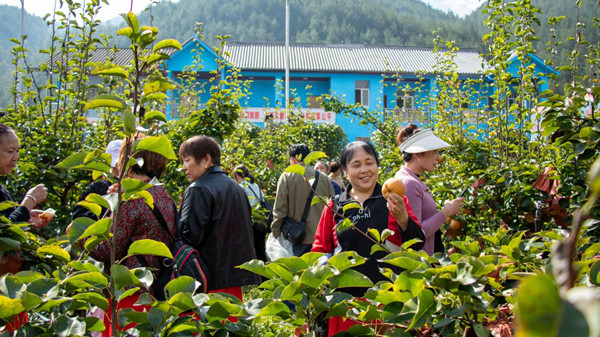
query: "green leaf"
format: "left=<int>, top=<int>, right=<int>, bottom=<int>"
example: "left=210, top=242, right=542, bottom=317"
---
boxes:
left=367, top=228, right=381, bottom=242
left=311, top=196, right=325, bottom=206
left=134, top=136, right=178, bottom=160
left=142, top=93, right=168, bottom=104
left=381, top=229, right=394, bottom=242
left=111, top=264, right=141, bottom=290
left=516, top=273, right=560, bottom=336
left=143, top=110, right=168, bottom=123
left=329, top=269, right=373, bottom=289
left=146, top=53, right=170, bottom=66
left=55, top=152, right=87, bottom=169
left=255, top=301, right=291, bottom=318
left=304, top=151, right=327, bottom=164
left=80, top=218, right=112, bottom=239
left=0, top=296, right=24, bottom=319
left=342, top=202, right=362, bottom=213
left=299, top=265, right=335, bottom=289
left=394, top=272, right=425, bottom=297
left=284, top=164, right=305, bottom=176
left=206, top=301, right=241, bottom=321
left=166, top=292, right=198, bottom=313
left=380, top=254, right=424, bottom=271
left=121, top=178, right=154, bottom=200
left=92, top=67, right=129, bottom=78
left=143, top=79, right=176, bottom=95
left=264, top=263, right=294, bottom=283
left=85, top=193, right=111, bottom=210
left=84, top=94, right=125, bottom=111
left=63, top=272, right=108, bottom=289
left=127, top=239, right=172, bottom=259
left=116, top=27, right=133, bottom=38
left=164, top=276, right=198, bottom=299
left=123, top=109, right=137, bottom=135
left=72, top=292, right=109, bottom=311
left=0, top=236, right=21, bottom=251
left=472, top=323, right=489, bottom=337
left=327, top=251, right=366, bottom=272
left=337, top=218, right=354, bottom=232
left=280, top=281, right=303, bottom=301
left=271, top=256, right=309, bottom=274
left=153, top=39, right=182, bottom=52
left=76, top=201, right=102, bottom=218
left=125, top=12, right=140, bottom=34
left=0, top=201, right=19, bottom=212
left=590, top=260, right=600, bottom=286
left=36, top=245, right=70, bottom=263
left=53, top=315, right=86, bottom=336
left=83, top=316, right=105, bottom=332
left=407, top=288, right=435, bottom=329
left=119, top=287, right=141, bottom=301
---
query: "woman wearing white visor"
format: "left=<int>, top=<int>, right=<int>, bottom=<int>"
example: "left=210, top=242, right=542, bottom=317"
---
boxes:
left=395, top=124, right=463, bottom=255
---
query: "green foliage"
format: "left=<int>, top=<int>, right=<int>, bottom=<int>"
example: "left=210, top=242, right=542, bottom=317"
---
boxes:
left=221, top=114, right=347, bottom=196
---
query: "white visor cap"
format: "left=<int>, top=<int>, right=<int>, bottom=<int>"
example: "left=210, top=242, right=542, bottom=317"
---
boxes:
left=105, top=140, right=123, bottom=168
left=398, top=129, right=450, bottom=153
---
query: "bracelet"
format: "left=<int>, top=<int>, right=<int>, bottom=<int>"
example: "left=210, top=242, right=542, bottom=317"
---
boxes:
left=25, top=194, right=37, bottom=203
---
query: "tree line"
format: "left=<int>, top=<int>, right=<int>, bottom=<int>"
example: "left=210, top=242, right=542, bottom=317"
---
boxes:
left=0, top=0, right=598, bottom=108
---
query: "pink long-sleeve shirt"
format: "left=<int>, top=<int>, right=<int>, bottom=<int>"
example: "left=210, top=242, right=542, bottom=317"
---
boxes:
left=395, top=166, right=446, bottom=255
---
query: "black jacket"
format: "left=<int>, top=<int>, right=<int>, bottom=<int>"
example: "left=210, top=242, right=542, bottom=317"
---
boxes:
left=179, top=166, right=261, bottom=290
left=71, top=180, right=111, bottom=221
left=334, top=183, right=425, bottom=296
left=0, top=184, right=29, bottom=223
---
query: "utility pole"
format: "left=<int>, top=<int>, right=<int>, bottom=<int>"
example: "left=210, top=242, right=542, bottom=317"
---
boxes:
left=285, top=0, right=290, bottom=109
left=13, top=0, right=25, bottom=109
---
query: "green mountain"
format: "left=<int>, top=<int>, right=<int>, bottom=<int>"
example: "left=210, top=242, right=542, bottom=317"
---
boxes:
left=0, top=5, right=49, bottom=109
left=124, top=0, right=481, bottom=47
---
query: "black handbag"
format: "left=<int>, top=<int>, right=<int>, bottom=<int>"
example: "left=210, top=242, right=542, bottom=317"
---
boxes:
left=281, top=172, right=320, bottom=245
left=137, top=201, right=210, bottom=300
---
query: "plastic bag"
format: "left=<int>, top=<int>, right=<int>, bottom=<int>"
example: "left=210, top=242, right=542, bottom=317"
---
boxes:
left=266, top=233, right=294, bottom=261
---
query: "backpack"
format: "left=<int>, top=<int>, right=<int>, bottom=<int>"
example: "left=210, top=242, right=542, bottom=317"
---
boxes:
left=248, top=185, right=273, bottom=233
left=141, top=202, right=210, bottom=300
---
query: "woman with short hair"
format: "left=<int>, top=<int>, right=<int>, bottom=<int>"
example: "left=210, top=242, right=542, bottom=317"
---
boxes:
left=179, top=135, right=260, bottom=299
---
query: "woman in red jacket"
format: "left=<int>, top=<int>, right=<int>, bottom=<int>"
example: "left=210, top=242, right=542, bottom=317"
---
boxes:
left=311, top=141, right=424, bottom=336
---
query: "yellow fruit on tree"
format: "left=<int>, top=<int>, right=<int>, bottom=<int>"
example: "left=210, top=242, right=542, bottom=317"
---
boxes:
left=382, top=178, right=406, bottom=199
left=450, top=219, right=464, bottom=231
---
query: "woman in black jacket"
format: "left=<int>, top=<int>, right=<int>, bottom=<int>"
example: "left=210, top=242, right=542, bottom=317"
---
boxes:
left=0, top=123, right=48, bottom=226
left=179, top=135, right=260, bottom=299
left=0, top=123, right=49, bottom=332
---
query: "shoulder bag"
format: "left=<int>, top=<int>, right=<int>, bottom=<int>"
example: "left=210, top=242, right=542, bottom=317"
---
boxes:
left=281, top=171, right=320, bottom=245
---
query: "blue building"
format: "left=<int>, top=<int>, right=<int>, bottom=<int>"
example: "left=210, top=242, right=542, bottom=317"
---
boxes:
left=163, top=38, right=556, bottom=140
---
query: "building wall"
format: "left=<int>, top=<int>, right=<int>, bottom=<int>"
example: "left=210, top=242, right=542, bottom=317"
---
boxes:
left=163, top=41, right=555, bottom=142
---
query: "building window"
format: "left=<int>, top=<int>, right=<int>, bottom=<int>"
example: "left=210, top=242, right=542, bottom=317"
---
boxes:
left=396, top=89, right=414, bottom=109
left=307, top=95, right=321, bottom=109
left=507, top=90, right=518, bottom=107
left=355, top=81, right=369, bottom=107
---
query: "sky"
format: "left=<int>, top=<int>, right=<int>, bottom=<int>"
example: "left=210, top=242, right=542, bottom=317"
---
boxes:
left=0, top=0, right=481, bottom=21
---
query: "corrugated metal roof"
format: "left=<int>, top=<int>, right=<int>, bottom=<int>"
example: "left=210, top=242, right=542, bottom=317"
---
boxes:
left=44, top=48, right=179, bottom=68
left=223, top=43, right=485, bottom=75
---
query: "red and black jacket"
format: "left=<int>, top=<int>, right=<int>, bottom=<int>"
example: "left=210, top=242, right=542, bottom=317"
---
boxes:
left=312, top=183, right=424, bottom=295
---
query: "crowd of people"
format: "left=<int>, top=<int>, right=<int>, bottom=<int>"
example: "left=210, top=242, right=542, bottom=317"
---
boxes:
left=0, top=121, right=460, bottom=335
